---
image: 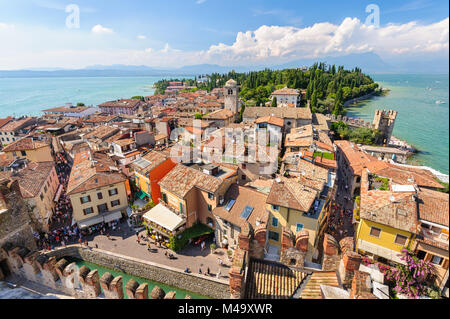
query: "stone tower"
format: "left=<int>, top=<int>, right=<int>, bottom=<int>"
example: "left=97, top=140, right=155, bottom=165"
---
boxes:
left=224, top=79, right=240, bottom=114
left=372, top=109, right=397, bottom=145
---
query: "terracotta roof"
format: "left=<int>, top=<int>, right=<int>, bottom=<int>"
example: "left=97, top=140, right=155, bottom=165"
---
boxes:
left=98, top=99, right=143, bottom=109
left=271, top=87, right=299, bottom=95
left=2, top=137, right=49, bottom=152
left=243, top=106, right=312, bottom=120
left=83, top=125, right=120, bottom=141
left=67, top=150, right=126, bottom=195
left=113, top=138, right=135, bottom=147
left=0, top=117, right=13, bottom=129
left=130, top=151, right=172, bottom=174
left=244, top=259, right=307, bottom=299
left=0, top=117, right=35, bottom=132
left=335, top=140, right=378, bottom=176
left=359, top=169, right=418, bottom=233
left=417, top=188, right=449, bottom=227
left=158, top=164, right=223, bottom=198
left=267, top=177, right=317, bottom=211
left=365, top=161, right=444, bottom=189
left=154, top=134, right=167, bottom=141
left=255, top=116, right=284, bottom=127
left=300, top=272, right=340, bottom=299
left=213, top=184, right=269, bottom=229
left=203, top=108, right=235, bottom=120
left=12, top=161, right=55, bottom=198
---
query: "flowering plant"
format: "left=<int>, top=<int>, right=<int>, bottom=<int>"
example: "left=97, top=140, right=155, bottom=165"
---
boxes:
left=378, top=249, right=434, bottom=298
left=361, top=256, right=374, bottom=266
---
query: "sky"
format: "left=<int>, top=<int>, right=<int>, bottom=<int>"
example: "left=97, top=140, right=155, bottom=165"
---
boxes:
left=0, top=0, right=448, bottom=69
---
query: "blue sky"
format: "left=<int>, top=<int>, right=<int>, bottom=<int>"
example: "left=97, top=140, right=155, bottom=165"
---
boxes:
left=0, top=0, right=448, bottom=69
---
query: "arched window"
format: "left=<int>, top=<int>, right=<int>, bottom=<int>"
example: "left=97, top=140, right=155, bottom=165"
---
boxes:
left=228, top=89, right=233, bottom=95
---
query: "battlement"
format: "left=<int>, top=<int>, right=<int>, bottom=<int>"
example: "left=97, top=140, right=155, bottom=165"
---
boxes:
left=0, top=245, right=193, bottom=299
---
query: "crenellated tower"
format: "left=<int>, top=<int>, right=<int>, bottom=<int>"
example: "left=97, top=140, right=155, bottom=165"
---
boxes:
left=372, top=109, right=397, bottom=145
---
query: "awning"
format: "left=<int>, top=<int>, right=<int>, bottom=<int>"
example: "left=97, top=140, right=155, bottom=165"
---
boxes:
left=137, top=190, right=147, bottom=199
left=142, top=203, right=185, bottom=232
left=78, top=215, right=104, bottom=229
left=104, top=210, right=122, bottom=223
left=53, top=184, right=63, bottom=202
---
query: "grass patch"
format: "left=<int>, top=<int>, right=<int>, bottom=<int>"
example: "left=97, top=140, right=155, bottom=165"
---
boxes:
left=170, top=223, right=214, bottom=252
left=313, top=151, right=334, bottom=160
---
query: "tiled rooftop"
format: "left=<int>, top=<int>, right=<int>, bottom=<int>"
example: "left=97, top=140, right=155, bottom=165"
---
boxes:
left=2, top=137, right=48, bottom=152
left=12, top=161, right=55, bottom=198
left=267, top=176, right=317, bottom=212
left=67, top=150, right=126, bottom=195
left=158, top=164, right=223, bottom=198
left=213, top=184, right=269, bottom=230
left=244, top=258, right=307, bottom=299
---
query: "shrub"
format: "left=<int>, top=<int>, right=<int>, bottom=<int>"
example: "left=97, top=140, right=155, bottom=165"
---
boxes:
left=379, top=249, right=435, bottom=298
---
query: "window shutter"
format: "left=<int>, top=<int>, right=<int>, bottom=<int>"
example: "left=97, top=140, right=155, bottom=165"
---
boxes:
left=442, top=259, right=449, bottom=270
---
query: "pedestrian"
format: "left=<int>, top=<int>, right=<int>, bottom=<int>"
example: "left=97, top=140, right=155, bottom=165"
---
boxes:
left=147, top=242, right=151, bottom=251
left=207, top=267, right=210, bottom=275
left=95, top=244, right=98, bottom=249
left=137, top=237, right=140, bottom=244
left=216, top=269, right=221, bottom=279
left=198, top=268, right=202, bottom=274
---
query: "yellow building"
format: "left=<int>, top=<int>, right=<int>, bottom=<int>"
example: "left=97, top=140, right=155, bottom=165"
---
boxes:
left=266, top=177, right=323, bottom=261
left=2, top=137, right=53, bottom=163
left=67, top=150, right=128, bottom=229
left=355, top=168, right=418, bottom=265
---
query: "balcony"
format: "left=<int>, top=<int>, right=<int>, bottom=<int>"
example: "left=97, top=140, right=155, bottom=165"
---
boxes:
left=420, top=226, right=449, bottom=247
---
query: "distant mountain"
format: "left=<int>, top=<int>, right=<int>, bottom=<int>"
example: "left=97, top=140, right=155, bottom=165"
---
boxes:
left=0, top=52, right=447, bottom=78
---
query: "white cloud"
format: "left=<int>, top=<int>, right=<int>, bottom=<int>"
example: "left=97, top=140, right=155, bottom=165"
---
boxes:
left=137, top=35, right=147, bottom=40
left=196, top=0, right=207, bottom=4
left=204, top=17, right=449, bottom=65
left=0, top=17, right=447, bottom=69
left=91, top=24, right=114, bottom=35
left=0, top=23, right=15, bottom=30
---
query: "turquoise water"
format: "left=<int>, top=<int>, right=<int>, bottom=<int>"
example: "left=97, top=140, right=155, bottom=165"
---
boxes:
left=0, top=76, right=181, bottom=117
left=0, top=74, right=447, bottom=174
left=346, top=74, right=449, bottom=175
left=68, top=257, right=209, bottom=299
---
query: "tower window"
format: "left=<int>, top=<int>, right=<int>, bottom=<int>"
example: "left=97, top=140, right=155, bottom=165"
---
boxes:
left=228, top=89, right=233, bottom=95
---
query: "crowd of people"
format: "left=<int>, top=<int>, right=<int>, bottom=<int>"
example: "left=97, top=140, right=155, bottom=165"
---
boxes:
left=326, top=201, right=354, bottom=241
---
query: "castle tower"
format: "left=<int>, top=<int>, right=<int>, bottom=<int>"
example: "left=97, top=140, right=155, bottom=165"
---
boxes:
left=372, top=109, right=397, bottom=145
left=224, top=79, right=240, bottom=114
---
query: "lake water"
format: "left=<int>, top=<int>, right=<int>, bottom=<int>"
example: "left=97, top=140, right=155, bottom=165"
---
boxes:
left=346, top=74, right=449, bottom=175
left=0, top=76, right=176, bottom=117
left=0, top=74, right=447, bottom=174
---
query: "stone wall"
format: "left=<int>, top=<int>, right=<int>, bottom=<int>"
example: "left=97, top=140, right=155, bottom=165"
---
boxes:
left=1, top=245, right=229, bottom=299
left=45, top=246, right=229, bottom=299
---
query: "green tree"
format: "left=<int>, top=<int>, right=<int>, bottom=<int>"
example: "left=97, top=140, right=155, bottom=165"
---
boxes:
left=194, top=113, right=203, bottom=119
left=271, top=97, right=277, bottom=107
left=76, top=102, right=85, bottom=106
